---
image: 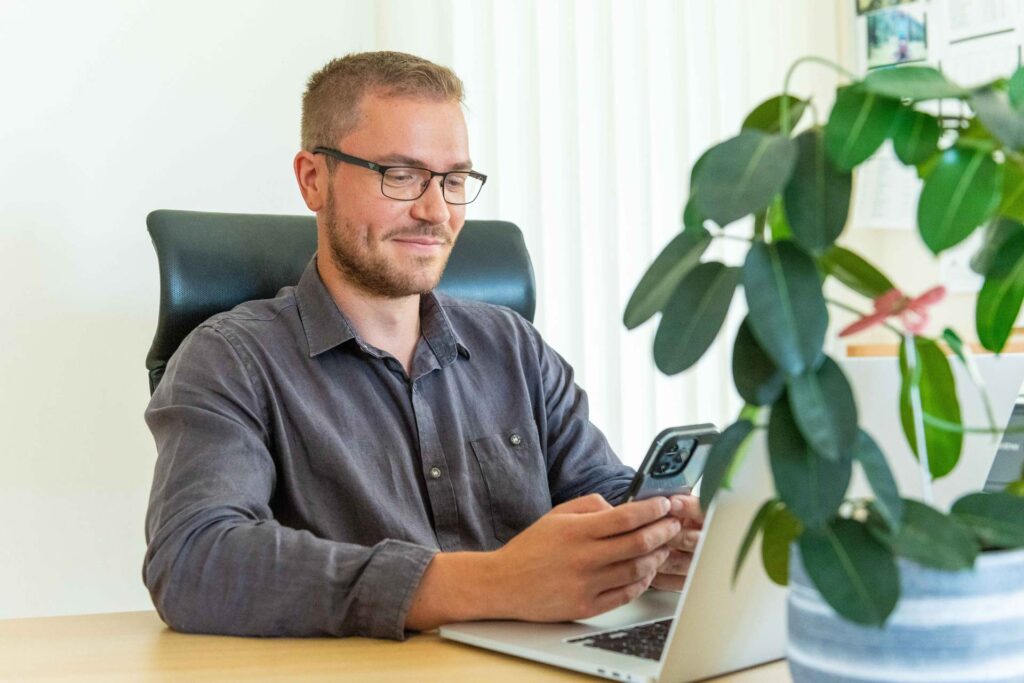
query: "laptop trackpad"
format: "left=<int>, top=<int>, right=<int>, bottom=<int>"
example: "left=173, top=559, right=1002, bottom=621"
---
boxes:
left=574, top=589, right=681, bottom=629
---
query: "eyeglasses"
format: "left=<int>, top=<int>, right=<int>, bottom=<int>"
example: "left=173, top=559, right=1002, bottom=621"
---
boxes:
left=313, top=146, right=487, bottom=205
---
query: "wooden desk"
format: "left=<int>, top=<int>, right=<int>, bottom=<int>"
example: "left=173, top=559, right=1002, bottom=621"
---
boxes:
left=0, top=611, right=790, bottom=682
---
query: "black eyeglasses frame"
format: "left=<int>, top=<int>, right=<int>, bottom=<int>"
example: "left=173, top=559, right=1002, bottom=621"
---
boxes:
left=312, top=146, right=487, bottom=205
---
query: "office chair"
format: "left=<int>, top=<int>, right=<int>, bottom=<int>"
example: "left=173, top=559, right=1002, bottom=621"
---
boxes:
left=145, top=209, right=536, bottom=393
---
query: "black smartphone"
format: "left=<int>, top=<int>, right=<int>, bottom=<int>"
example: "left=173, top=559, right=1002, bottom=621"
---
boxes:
left=623, top=424, right=718, bottom=503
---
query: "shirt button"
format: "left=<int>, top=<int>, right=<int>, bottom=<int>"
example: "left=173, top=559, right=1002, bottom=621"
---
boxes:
left=509, top=433, right=522, bottom=446
left=429, top=466, right=442, bottom=479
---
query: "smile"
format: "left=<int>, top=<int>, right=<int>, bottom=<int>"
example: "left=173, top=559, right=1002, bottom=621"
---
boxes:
left=391, top=237, right=447, bottom=253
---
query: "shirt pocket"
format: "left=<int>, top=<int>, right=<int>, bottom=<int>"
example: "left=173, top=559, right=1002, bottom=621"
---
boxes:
left=469, top=427, right=552, bottom=544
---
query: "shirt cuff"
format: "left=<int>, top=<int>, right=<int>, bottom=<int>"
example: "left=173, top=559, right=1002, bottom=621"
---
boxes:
left=351, top=539, right=438, bottom=640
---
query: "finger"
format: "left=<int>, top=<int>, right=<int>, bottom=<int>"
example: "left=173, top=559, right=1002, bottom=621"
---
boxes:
left=587, top=576, right=654, bottom=617
left=598, top=517, right=681, bottom=564
left=553, top=493, right=612, bottom=515
left=667, top=528, right=702, bottom=552
left=651, top=572, right=687, bottom=592
left=668, top=495, right=705, bottom=527
left=657, top=549, right=693, bottom=576
left=584, top=497, right=670, bottom=539
left=592, top=548, right=670, bottom=593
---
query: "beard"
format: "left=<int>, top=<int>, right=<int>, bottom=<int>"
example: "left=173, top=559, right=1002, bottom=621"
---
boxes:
left=323, top=190, right=454, bottom=298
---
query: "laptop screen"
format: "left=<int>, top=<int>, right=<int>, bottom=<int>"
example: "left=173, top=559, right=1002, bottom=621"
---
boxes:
left=985, top=398, right=1024, bottom=492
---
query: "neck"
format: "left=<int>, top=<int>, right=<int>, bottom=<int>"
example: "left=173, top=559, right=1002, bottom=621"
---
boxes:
left=316, top=253, right=422, bottom=373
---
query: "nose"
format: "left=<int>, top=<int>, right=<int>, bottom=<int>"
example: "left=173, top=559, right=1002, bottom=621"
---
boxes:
left=409, top=176, right=451, bottom=226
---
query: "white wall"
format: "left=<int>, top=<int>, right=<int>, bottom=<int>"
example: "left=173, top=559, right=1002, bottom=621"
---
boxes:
left=0, top=0, right=845, bottom=619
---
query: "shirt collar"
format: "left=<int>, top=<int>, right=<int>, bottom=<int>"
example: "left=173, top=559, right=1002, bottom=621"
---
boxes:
left=295, top=257, right=471, bottom=365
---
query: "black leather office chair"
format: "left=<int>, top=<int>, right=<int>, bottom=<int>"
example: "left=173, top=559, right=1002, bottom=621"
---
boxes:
left=145, top=209, right=536, bottom=393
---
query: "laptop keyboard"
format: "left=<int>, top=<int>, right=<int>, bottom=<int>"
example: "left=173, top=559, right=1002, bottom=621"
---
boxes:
left=566, top=618, right=672, bottom=661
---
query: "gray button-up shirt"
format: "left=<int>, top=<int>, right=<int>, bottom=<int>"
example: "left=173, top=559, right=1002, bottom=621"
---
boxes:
left=144, top=258, right=634, bottom=640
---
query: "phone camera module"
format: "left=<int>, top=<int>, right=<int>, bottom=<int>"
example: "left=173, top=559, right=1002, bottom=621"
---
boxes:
left=650, top=438, right=697, bottom=479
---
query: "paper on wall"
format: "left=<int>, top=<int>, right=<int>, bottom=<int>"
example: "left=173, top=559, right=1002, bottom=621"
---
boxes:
left=850, top=141, right=923, bottom=231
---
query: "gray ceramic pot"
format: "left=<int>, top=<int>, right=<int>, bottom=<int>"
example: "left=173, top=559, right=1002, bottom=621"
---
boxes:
left=787, top=546, right=1024, bottom=683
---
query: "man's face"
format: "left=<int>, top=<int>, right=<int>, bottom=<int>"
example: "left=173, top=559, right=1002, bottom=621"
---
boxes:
left=321, top=93, right=470, bottom=298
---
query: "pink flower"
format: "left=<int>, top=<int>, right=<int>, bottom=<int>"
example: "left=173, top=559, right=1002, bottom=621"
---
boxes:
left=839, top=286, right=946, bottom=337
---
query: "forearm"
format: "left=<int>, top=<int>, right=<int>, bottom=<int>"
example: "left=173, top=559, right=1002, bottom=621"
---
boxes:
left=145, top=516, right=435, bottom=639
left=404, top=550, right=505, bottom=630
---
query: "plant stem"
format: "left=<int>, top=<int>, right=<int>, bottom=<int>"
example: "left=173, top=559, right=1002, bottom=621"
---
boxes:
left=807, top=100, right=821, bottom=127
left=905, top=333, right=935, bottom=505
left=712, top=232, right=756, bottom=244
left=921, top=412, right=1024, bottom=434
left=825, top=298, right=904, bottom=338
left=957, top=137, right=998, bottom=154
left=753, top=211, right=767, bottom=241
left=957, top=342, right=999, bottom=431
left=781, top=56, right=859, bottom=137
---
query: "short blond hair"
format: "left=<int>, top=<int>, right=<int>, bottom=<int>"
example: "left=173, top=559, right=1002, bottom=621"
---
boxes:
left=301, top=51, right=465, bottom=151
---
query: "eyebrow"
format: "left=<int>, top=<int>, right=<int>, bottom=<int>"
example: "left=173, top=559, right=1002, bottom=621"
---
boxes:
left=376, top=153, right=474, bottom=171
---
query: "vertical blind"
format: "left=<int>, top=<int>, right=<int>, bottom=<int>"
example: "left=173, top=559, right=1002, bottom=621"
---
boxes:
left=374, top=0, right=849, bottom=465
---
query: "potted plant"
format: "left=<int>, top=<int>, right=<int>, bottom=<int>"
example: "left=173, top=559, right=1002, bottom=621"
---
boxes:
left=624, top=56, right=1024, bottom=681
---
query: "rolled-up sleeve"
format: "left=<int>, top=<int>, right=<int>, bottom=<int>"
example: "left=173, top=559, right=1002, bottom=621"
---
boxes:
left=143, top=325, right=436, bottom=639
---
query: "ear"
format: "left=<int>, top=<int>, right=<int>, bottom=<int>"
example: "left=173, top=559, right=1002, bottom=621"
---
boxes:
left=294, top=150, right=328, bottom=212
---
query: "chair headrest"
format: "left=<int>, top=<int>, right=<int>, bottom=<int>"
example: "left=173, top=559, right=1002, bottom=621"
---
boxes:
left=145, top=209, right=535, bottom=392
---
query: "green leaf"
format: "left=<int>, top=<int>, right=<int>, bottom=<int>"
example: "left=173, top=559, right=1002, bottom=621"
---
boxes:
left=783, top=129, right=852, bottom=254
left=732, top=318, right=786, bottom=406
left=761, top=504, right=803, bottom=586
left=1006, top=479, right=1024, bottom=496
left=654, top=262, right=740, bottom=375
left=799, top=519, right=899, bottom=627
left=971, top=87, right=1024, bottom=151
left=890, top=109, right=941, bottom=165
left=892, top=499, right=979, bottom=570
left=733, top=499, right=780, bottom=585
left=692, top=130, right=798, bottom=227
left=623, top=227, right=712, bottom=329
left=743, top=241, right=828, bottom=376
left=1009, top=67, right=1024, bottom=110
left=689, top=147, right=712, bottom=190
left=977, top=225, right=1024, bottom=352
left=682, top=197, right=706, bottom=233
left=915, top=150, right=942, bottom=180
left=943, top=328, right=966, bottom=362
left=951, top=492, right=1024, bottom=548
left=768, top=396, right=852, bottom=529
left=768, top=195, right=793, bottom=241
left=742, top=95, right=808, bottom=135
left=863, top=66, right=968, bottom=101
left=787, top=357, right=858, bottom=461
left=851, top=429, right=903, bottom=531
left=971, top=217, right=1024, bottom=276
left=917, top=146, right=1001, bottom=254
left=700, top=418, right=756, bottom=512
left=998, top=160, right=1024, bottom=223
left=824, top=85, right=901, bottom=170
left=819, top=245, right=894, bottom=299
left=899, top=337, right=963, bottom=478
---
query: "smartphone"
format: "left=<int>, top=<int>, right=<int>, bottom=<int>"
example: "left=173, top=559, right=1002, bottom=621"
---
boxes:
left=623, top=424, right=718, bottom=503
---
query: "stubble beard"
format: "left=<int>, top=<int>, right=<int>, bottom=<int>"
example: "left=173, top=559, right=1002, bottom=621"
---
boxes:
left=324, top=190, right=453, bottom=299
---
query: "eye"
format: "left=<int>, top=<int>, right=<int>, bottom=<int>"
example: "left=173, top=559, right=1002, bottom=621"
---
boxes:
left=384, top=169, right=420, bottom=186
left=444, top=173, right=468, bottom=189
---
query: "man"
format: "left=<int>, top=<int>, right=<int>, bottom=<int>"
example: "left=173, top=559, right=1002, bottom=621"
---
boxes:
left=144, top=51, right=703, bottom=640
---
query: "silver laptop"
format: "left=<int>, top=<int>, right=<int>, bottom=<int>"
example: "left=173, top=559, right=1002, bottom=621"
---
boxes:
left=442, top=426, right=786, bottom=683
left=440, top=353, right=1024, bottom=683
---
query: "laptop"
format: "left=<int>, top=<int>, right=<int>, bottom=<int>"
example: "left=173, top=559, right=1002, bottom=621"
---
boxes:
left=440, top=353, right=1024, bottom=683
left=441, top=425, right=786, bottom=683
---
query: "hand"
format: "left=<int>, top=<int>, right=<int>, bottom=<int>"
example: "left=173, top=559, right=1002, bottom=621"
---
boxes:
left=488, top=494, right=680, bottom=622
left=651, top=494, right=705, bottom=591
